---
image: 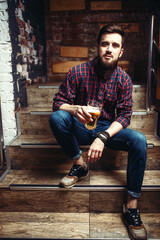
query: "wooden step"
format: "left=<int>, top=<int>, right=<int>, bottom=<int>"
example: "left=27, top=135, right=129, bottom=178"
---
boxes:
left=8, top=134, right=160, bottom=170
left=0, top=212, right=159, bottom=239
left=18, top=108, right=155, bottom=135
left=26, top=83, right=146, bottom=110
left=0, top=170, right=160, bottom=214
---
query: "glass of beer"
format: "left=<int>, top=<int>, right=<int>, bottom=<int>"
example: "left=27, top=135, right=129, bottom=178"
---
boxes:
left=85, top=100, right=102, bottom=130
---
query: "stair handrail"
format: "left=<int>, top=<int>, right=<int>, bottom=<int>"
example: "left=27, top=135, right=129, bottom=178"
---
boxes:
left=147, top=12, right=160, bottom=110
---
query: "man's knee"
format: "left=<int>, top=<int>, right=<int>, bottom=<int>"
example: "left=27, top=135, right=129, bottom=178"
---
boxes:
left=49, top=110, right=71, bottom=128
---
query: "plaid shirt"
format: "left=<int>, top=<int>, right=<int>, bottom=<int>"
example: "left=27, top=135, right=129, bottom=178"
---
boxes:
left=53, top=58, right=133, bottom=128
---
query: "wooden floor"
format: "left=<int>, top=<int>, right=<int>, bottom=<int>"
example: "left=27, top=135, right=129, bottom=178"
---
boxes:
left=0, top=212, right=159, bottom=239
left=0, top=170, right=160, bottom=239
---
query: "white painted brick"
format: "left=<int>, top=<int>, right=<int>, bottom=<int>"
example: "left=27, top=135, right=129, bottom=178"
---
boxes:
left=0, top=73, right=13, bottom=82
left=0, top=62, right=12, bottom=73
left=0, top=92, right=14, bottom=101
left=0, top=0, right=17, bottom=146
left=0, top=10, right=9, bottom=21
left=0, top=1, right=8, bottom=10
left=0, top=51, right=11, bottom=62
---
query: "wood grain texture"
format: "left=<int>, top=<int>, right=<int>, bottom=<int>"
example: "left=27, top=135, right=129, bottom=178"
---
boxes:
left=90, top=213, right=160, bottom=239
left=60, top=46, right=88, bottom=58
left=9, top=135, right=160, bottom=170
left=50, top=0, right=85, bottom=11
left=0, top=189, right=89, bottom=212
left=53, top=61, right=86, bottom=73
left=0, top=212, right=159, bottom=239
left=91, top=1, right=122, bottom=10
left=90, top=191, right=160, bottom=213
left=0, top=212, right=89, bottom=238
left=19, top=109, right=155, bottom=135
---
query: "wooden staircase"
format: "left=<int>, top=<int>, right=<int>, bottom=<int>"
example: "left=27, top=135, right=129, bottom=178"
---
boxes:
left=0, top=83, right=160, bottom=239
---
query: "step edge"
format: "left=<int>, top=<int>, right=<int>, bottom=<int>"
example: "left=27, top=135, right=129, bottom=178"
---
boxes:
left=9, top=184, right=160, bottom=192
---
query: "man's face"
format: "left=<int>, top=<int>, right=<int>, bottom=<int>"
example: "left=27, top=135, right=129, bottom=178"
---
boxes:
left=98, top=33, right=124, bottom=70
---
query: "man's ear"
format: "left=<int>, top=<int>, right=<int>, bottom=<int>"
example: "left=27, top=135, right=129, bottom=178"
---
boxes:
left=119, top=48, right=124, bottom=58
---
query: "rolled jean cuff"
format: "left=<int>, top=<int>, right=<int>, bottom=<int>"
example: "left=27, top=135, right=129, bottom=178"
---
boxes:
left=128, top=190, right=141, bottom=198
left=72, top=150, right=82, bottom=160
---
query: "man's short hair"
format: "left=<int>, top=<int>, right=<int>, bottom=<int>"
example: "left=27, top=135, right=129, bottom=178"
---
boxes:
left=97, top=24, right=124, bottom=47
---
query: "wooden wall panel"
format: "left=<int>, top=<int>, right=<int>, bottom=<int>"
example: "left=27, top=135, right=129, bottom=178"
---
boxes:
left=53, top=60, right=129, bottom=73
left=60, top=46, right=88, bottom=58
left=91, top=1, right=121, bottom=11
left=100, top=23, right=139, bottom=32
left=53, top=61, right=86, bottom=73
left=50, top=0, right=85, bottom=11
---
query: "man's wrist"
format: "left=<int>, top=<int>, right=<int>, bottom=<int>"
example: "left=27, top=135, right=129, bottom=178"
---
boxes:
left=97, top=131, right=111, bottom=145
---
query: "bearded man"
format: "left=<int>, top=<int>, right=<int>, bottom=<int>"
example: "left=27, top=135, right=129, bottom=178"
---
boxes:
left=49, top=24, right=147, bottom=240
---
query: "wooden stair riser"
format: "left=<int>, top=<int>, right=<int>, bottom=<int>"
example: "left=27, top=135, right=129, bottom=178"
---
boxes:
left=26, top=85, right=146, bottom=110
left=9, top=146, right=160, bottom=170
left=0, top=189, right=159, bottom=213
left=26, top=87, right=58, bottom=108
left=19, top=111, right=155, bottom=135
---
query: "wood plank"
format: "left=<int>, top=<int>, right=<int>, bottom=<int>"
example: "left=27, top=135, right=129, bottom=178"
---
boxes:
left=0, top=212, right=89, bottom=238
left=53, top=60, right=128, bottom=73
left=90, top=191, right=160, bottom=213
left=1, top=169, right=159, bottom=188
left=60, top=46, right=88, bottom=58
left=50, top=0, right=85, bottom=11
left=0, top=189, right=89, bottom=212
left=90, top=213, right=160, bottom=239
left=0, top=169, right=90, bottom=188
left=90, top=170, right=160, bottom=186
left=91, top=1, right=122, bottom=11
left=53, top=61, right=86, bottom=73
left=118, top=60, right=129, bottom=72
left=19, top=109, right=155, bottom=136
left=100, top=22, right=139, bottom=32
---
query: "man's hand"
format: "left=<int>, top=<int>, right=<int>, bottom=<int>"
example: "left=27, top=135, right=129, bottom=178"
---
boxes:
left=74, top=106, right=92, bottom=124
left=60, top=104, right=92, bottom=124
left=87, top=138, right=105, bottom=163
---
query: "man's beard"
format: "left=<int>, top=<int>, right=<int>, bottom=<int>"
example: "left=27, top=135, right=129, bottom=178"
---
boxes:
left=97, top=54, right=119, bottom=73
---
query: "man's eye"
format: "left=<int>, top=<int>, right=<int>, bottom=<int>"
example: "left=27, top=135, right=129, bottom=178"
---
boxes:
left=113, top=43, right=120, bottom=48
left=101, top=42, right=109, bottom=47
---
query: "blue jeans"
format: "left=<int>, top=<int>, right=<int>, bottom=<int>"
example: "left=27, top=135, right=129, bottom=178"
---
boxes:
left=49, top=110, right=147, bottom=198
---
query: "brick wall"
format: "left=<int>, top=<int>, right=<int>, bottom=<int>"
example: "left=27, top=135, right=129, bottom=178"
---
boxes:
left=0, top=0, right=17, bottom=145
left=8, top=0, right=46, bottom=109
left=0, top=0, right=46, bottom=145
left=45, top=0, right=155, bottom=83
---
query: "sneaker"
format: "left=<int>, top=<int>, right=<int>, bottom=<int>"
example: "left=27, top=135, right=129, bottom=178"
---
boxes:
left=122, top=204, right=147, bottom=240
left=59, top=162, right=88, bottom=188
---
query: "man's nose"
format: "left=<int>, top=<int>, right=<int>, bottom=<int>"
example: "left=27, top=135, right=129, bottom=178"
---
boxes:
left=106, top=44, right=112, bottom=52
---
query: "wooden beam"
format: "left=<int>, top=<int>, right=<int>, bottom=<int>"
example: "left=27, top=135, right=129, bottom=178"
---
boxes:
left=53, top=61, right=86, bottom=73
left=118, top=60, right=129, bottom=72
left=60, top=46, right=88, bottom=58
left=91, top=1, right=121, bottom=11
left=50, top=0, right=85, bottom=11
left=100, top=23, right=139, bottom=32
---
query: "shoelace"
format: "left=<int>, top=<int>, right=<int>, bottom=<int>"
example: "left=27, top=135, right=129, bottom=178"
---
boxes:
left=68, top=165, right=81, bottom=176
left=129, top=209, right=142, bottom=226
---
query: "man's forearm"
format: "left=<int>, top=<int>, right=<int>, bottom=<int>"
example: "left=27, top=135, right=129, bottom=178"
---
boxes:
left=59, top=103, right=79, bottom=116
left=105, top=121, right=123, bottom=138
